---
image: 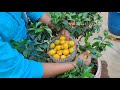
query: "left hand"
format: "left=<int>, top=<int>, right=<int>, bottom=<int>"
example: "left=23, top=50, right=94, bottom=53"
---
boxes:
left=59, top=29, right=70, bottom=41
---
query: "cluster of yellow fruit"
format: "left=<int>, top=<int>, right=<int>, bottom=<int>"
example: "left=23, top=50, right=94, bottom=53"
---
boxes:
left=48, top=36, right=75, bottom=60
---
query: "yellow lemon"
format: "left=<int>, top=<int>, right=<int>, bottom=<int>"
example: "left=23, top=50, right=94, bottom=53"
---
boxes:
left=60, top=36, right=66, bottom=41
left=63, top=50, right=69, bottom=56
left=50, top=43, right=55, bottom=49
left=53, top=54, right=60, bottom=60
left=68, top=41, right=74, bottom=47
left=60, top=40, right=66, bottom=45
left=69, top=47, right=74, bottom=54
left=57, top=50, right=63, bottom=56
left=55, top=45, right=61, bottom=51
left=54, top=40, right=60, bottom=45
left=61, top=55, right=66, bottom=59
left=63, top=44, right=68, bottom=50
left=48, top=49, right=56, bottom=56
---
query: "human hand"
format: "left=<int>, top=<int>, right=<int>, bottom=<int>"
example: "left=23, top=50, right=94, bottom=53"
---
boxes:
left=59, top=29, right=70, bottom=41
left=73, top=50, right=91, bottom=67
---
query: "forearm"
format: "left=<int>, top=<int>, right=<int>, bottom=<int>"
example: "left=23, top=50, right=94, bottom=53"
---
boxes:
left=42, top=62, right=75, bottom=78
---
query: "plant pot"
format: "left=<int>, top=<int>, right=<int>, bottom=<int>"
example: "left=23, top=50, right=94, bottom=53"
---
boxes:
left=94, top=58, right=102, bottom=78
left=108, top=12, right=120, bottom=36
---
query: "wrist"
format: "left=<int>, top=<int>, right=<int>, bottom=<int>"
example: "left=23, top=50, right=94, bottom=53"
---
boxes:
left=69, top=62, right=77, bottom=69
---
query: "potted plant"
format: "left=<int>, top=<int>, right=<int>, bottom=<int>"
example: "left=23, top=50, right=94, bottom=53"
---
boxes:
left=48, top=12, right=113, bottom=78
left=10, top=12, right=113, bottom=78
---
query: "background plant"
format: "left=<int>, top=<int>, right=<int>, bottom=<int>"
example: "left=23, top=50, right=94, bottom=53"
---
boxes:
left=49, top=12, right=102, bottom=38
left=10, top=22, right=52, bottom=62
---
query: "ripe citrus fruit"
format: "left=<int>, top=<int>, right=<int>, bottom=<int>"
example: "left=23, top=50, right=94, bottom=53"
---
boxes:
left=69, top=47, right=74, bottom=54
left=55, top=45, right=61, bottom=51
left=60, top=40, right=66, bottom=45
left=63, top=50, right=69, bottom=56
left=54, top=40, right=60, bottom=45
left=54, top=48, right=57, bottom=51
left=53, top=54, right=60, bottom=60
left=68, top=41, right=74, bottom=47
left=63, top=44, right=68, bottom=50
left=61, top=55, right=66, bottom=59
left=60, top=36, right=66, bottom=41
left=61, top=45, right=64, bottom=50
left=48, top=49, right=56, bottom=56
left=57, top=50, right=63, bottom=56
left=84, top=55, right=88, bottom=59
left=50, top=43, right=55, bottom=49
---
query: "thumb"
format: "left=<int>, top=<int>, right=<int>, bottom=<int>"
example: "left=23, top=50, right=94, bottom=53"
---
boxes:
left=65, top=33, right=70, bottom=41
left=66, top=36, right=69, bottom=41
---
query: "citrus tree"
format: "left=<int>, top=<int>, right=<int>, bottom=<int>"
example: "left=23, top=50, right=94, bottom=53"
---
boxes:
left=49, top=12, right=113, bottom=59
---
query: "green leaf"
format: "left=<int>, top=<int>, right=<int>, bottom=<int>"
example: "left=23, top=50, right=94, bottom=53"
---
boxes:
left=90, top=53, right=98, bottom=59
left=94, top=36, right=102, bottom=41
left=82, top=13, right=88, bottom=18
left=45, top=28, right=52, bottom=37
left=40, top=43, right=48, bottom=49
left=75, top=27, right=82, bottom=34
left=86, top=47, right=99, bottom=55
left=84, top=33, right=91, bottom=44
left=92, top=42, right=100, bottom=47
left=76, top=21, right=81, bottom=25
left=68, top=74, right=73, bottom=78
left=35, top=28, right=41, bottom=33
left=63, top=20, right=68, bottom=26
left=66, top=15, right=72, bottom=20
left=35, top=47, right=43, bottom=52
left=105, top=41, right=113, bottom=47
left=84, top=18, right=91, bottom=21
left=104, top=30, right=108, bottom=37
left=95, top=25, right=100, bottom=33
left=106, top=35, right=114, bottom=39
left=83, top=67, right=93, bottom=74
left=81, top=66, right=94, bottom=78
left=28, top=28, right=35, bottom=31
left=83, top=73, right=94, bottom=78
left=97, top=43, right=106, bottom=52
left=35, top=22, right=42, bottom=27
left=23, top=49, right=29, bottom=58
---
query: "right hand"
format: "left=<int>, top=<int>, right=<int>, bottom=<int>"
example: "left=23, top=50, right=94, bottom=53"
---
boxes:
left=73, top=51, right=91, bottom=66
left=59, top=29, right=70, bottom=41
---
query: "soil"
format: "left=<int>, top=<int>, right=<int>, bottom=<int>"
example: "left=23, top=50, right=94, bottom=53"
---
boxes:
left=91, top=59, right=98, bottom=76
left=91, top=59, right=110, bottom=78
left=101, top=60, right=110, bottom=78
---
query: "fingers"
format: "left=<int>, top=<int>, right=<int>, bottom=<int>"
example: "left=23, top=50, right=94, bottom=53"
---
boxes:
left=65, top=32, right=70, bottom=41
left=75, top=51, right=91, bottom=66
left=85, top=50, right=91, bottom=55
left=84, top=56, right=91, bottom=66
left=60, top=30, right=65, bottom=35
left=59, top=29, right=70, bottom=41
left=78, top=53, right=84, bottom=60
